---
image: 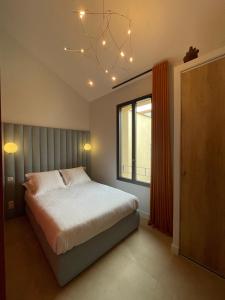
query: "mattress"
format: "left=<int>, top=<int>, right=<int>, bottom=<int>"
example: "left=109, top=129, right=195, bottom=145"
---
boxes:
left=25, top=181, right=139, bottom=255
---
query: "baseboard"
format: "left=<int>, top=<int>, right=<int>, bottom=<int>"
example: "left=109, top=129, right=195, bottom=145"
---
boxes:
left=171, top=243, right=179, bottom=255
left=138, top=210, right=149, bottom=220
left=138, top=210, right=149, bottom=227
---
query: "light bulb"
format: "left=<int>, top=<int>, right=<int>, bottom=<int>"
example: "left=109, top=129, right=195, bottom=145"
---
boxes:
left=84, top=143, right=92, bottom=151
left=102, top=40, right=106, bottom=46
left=81, top=48, right=85, bottom=53
left=4, top=142, right=18, bottom=154
left=88, top=80, right=94, bottom=87
left=120, top=51, right=125, bottom=57
left=112, top=76, right=116, bottom=81
left=79, top=10, right=85, bottom=19
left=129, top=57, right=133, bottom=63
left=105, top=69, right=109, bottom=74
left=128, top=29, right=131, bottom=35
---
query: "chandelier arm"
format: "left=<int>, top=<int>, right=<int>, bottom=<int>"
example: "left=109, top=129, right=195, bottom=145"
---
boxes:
left=66, top=15, right=111, bottom=55
left=97, top=13, right=111, bottom=43
left=89, top=36, right=106, bottom=71
left=92, top=14, right=111, bottom=71
left=106, top=37, right=132, bottom=74
left=65, top=48, right=90, bottom=53
left=108, top=26, right=130, bottom=54
left=107, top=11, right=132, bottom=23
left=108, top=49, right=121, bottom=73
left=86, top=46, right=101, bottom=68
left=120, top=36, right=130, bottom=51
left=80, top=17, right=100, bottom=40
left=94, top=15, right=113, bottom=72
left=73, top=10, right=131, bottom=23
left=87, top=13, right=111, bottom=45
left=108, top=27, right=120, bottom=51
left=129, top=34, right=133, bottom=56
left=69, top=5, right=134, bottom=82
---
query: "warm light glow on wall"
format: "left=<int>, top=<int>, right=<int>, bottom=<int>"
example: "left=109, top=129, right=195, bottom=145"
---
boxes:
left=84, top=143, right=92, bottom=151
left=4, top=143, right=18, bottom=154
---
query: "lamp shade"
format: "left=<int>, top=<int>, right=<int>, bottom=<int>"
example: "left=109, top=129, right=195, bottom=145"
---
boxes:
left=4, top=142, right=18, bottom=154
left=84, top=143, right=92, bottom=151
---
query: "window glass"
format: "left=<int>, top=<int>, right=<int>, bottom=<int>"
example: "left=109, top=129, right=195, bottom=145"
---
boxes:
left=119, top=104, right=132, bottom=179
left=135, top=98, right=151, bottom=183
left=117, top=95, right=151, bottom=185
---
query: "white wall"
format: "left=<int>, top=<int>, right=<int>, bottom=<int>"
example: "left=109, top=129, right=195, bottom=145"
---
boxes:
left=90, top=76, right=152, bottom=218
left=0, top=29, right=90, bottom=130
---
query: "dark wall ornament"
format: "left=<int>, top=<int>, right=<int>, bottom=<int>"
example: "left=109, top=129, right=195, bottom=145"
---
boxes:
left=183, top=46, right=199, bottom=63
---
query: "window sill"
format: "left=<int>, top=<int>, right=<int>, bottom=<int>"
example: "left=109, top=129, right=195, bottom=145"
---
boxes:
left=117, top=176, right=150, bottom=187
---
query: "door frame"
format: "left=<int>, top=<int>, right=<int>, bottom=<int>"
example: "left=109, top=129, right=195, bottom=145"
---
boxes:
left=171, top=46, right=225, bottom=255
left=0, top=77, right=6, bottom=299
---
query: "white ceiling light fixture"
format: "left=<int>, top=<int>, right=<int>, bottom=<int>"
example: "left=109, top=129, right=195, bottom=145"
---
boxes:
left=64, top=0, right=135, bottom=85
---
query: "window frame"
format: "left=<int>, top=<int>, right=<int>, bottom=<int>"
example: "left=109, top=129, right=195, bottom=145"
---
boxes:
left=116, top=94, right=152, bottom=187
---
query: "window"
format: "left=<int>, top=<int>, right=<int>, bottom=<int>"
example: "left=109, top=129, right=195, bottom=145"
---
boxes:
left=117, top=95, right=151, bottom=186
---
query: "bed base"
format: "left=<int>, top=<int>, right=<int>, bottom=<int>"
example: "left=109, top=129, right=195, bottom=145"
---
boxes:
left=26, top=207, right=140, bottom=286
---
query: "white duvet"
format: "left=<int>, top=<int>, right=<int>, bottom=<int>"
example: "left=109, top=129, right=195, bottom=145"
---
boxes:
left=25, top=181, right=139, bottom=255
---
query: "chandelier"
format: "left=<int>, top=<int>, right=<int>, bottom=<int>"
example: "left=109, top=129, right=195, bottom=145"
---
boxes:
left=64, top=1, right=134, bottom=87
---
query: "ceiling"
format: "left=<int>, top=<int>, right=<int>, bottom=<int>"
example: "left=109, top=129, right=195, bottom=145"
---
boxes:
left=1, top=0, right=225, bottom=101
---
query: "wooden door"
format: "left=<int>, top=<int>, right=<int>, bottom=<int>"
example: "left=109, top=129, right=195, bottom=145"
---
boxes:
left=180, top=56, right=225, bottom=277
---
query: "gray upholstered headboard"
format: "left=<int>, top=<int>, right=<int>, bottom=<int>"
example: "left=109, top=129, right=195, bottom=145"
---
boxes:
left=2, top=123, right=91, bottom=218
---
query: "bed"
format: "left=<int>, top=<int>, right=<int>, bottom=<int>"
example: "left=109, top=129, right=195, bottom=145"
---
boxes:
left=25, top=179, right=140, bottom=286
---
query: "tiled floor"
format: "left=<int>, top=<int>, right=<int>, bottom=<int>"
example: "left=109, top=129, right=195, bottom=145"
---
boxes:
left=5, top=217, right=225, bottom=300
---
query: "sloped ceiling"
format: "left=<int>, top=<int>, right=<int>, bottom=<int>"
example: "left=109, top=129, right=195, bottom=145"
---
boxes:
left=0, top=0, right=225, bottom=101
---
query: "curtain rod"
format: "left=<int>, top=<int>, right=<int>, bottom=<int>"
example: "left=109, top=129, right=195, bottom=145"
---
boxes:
left=112, top=68, right=152, bottom=89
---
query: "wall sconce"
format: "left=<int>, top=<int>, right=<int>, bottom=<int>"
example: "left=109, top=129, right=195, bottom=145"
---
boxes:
left=4, top=142, right=18, bottom=154
left=84, top=143, right=92, bottom=151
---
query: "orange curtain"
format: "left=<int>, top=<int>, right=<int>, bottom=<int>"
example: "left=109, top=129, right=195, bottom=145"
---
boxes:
left=149, top=61, right=173, bottom=236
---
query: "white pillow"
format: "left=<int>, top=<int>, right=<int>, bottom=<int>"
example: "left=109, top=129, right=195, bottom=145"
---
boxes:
left=25, top=170, right=65, bottom=195
left=60, top=167, right=91, bottom=186
left=23, top=181, right=33, bottom=194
